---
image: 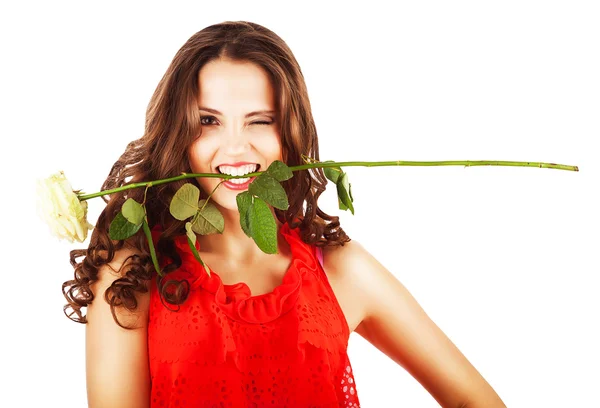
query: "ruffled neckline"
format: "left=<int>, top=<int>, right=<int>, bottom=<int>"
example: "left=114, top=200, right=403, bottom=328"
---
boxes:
left=151, top=221, right=319, bottom=324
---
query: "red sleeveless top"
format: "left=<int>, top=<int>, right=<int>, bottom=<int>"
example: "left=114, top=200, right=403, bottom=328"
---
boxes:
left=148, top=222, right=361, bottom=407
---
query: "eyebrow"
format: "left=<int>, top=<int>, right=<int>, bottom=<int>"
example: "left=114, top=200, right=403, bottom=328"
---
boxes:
left=198, top=107, right=276, bottom=118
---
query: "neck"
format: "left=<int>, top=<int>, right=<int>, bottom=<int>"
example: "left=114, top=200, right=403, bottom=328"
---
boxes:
left=195, top=204, right=289, bottom=264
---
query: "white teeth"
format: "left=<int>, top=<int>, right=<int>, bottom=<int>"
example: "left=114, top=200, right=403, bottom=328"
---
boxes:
left=228, top=177, right=251, bottom=184
left=217, top=164, right=258, bottom=176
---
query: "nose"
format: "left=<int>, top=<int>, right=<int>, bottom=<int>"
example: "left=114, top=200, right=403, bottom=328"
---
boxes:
left=221, top=124, right=250, bottom=155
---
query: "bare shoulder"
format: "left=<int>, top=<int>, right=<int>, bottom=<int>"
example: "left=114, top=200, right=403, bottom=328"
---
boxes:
left=321, top=237, right=399, bottom=302
left=321, top=238, right=374, bottom=281
left=320, top=238, right=382, bottom=332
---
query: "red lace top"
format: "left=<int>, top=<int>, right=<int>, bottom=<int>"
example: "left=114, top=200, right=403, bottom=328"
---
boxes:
left=148, top=221, right=361, bottom=407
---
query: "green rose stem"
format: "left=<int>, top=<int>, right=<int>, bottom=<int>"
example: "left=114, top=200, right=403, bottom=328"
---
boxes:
left=73, top=158, right=577, bottom=278
left=77, top=159, right=579, bottom=201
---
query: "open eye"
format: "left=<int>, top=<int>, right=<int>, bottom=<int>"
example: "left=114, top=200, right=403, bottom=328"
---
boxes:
left=200, top=116, right=218, bottom=126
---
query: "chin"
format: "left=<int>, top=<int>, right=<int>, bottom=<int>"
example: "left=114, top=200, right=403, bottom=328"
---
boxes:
left=211, top=190, right=243, bottom=213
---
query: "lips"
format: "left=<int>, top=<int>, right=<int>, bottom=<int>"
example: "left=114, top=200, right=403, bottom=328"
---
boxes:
left=221, top=176, right=256, bottom=190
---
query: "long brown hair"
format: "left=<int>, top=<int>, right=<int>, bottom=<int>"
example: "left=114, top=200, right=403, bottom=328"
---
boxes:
left=62, top=21, right=350, bottom=329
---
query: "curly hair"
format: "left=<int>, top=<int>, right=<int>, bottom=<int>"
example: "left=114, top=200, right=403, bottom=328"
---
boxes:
left=62, top=20, right=351, bottom=329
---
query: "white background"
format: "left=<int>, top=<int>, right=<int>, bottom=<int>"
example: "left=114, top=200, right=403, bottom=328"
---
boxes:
left=2, top=1, right=599, bottom=407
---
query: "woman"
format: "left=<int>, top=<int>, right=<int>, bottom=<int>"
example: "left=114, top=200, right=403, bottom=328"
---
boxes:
left=64, top=21, right=506, bottom=407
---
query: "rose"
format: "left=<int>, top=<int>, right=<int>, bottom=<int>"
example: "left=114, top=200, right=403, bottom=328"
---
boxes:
left=36, top=171, right=94, bottom=243
left=37, top=159, right=577, bottom=275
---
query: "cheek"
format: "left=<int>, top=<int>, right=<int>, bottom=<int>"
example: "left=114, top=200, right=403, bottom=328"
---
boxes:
left=262, top=132, right=283, bottom=159
left=187, top=140, right=211, bottom=172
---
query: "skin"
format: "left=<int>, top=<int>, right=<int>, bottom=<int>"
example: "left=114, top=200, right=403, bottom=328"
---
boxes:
left=86, top=246, right=151, bottom=408
left=188, top=57, right=294, bottom=291
left=86, top=57, right=506, bottom=407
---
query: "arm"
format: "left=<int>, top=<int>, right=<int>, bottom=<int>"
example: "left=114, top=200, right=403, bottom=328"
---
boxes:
left=86, top=245, right=151, bottom=408
left=324, top=240, right=506, bottom=408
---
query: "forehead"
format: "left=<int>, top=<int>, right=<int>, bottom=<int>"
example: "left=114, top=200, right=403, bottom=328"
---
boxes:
left=197, top=58, right=275, bottom=110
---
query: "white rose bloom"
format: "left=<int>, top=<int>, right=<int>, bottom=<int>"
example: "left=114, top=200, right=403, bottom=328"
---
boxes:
left=36, top=171, right=94, bottom=243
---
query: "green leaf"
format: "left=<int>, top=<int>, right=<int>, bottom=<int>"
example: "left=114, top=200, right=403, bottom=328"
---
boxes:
left=122, top=198, right=144, bottom=226
left=236, top=191, right=253, bottom=237
left=109, top=211, right=142, bottom=240
left=191, top=199, right=225, bottom=235
left=336, top=172, right=354, bottom=215
left=323, top=160, right=343, bottom=184
left=142, top=218, right=163, bottom=277
left=185, top=222, right=210, bottom=277
left=170, top=183, right=200, bottom=220
left=338, top=197, right=349, bottom=211
left=248, top=197, right=278, bottom=254
left=265, top=160, right=293, bottom=181
left=337, top=180, right=353, bottom=212
left=248, top=174, right=289, bottom=210
left=185, top=221, right=196, bottom=245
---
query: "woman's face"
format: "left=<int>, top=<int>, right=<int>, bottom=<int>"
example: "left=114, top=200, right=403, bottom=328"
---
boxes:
left=189, top=58, right=283, bottom=213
